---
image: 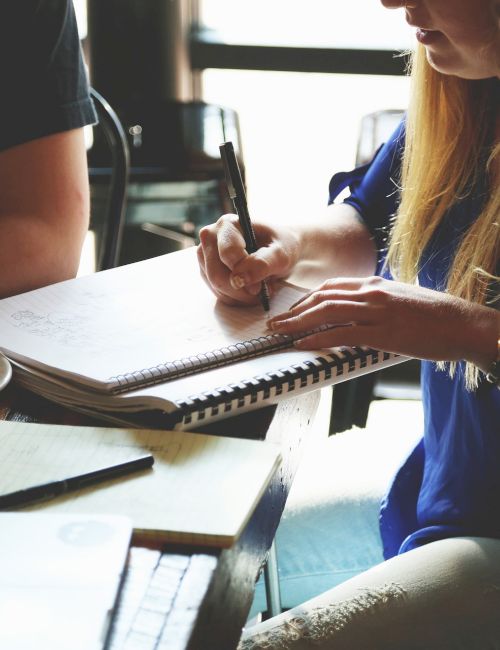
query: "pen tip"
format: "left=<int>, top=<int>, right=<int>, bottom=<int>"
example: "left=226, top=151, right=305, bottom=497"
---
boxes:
left=260, top=281, right=271, bottom=312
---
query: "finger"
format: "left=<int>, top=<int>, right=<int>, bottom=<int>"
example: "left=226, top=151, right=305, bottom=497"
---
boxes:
left=285, top=288, right=368, bottom=314
left=214, top=214, right=249, bottom=270
left=196, top=243, right=206, bottom=276
left=202, top=216, right=269, bottom=291
left=251, top=240, right=293, bottom=279
left=268, top=289, right=373, bottom=328
left=230, top=252, right=272, bottom=290
left=293, top=323, right=376, bottom=350
left=198, top=234, right=257, bottom=305
left=199, top=227, right=241, bottom=295
left=198, top=263, right=256, bottom=307
left=268, top=300, right=373, bottom=334
left=288, top=290, right=312, bottom=310
left=246, top=281, right=264, bottom=296
left=230, top=238, right=294, bottom=289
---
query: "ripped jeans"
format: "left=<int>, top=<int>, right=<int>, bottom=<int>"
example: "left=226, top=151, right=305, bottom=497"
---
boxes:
left=238, top=536, right=500, bottom=650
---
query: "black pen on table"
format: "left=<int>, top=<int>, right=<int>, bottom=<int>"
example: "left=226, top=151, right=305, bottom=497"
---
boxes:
left=0, top=453, right=154, bottom=510
left=220, top=141, right=271, bottom=312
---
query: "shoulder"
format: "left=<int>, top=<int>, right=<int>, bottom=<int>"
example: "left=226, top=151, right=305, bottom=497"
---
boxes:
left=0, top=0, right=96, bottom=152
left=0, top=1, right=74, bottom=51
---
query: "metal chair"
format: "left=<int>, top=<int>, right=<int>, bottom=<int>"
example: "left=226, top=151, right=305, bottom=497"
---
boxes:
left=88, top=87, right=130, bottom=271
left=329, top=109, right=420, bottom=435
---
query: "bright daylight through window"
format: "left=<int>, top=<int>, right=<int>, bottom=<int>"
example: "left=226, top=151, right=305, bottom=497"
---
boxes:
left=200, top=0, right=414, bottom=222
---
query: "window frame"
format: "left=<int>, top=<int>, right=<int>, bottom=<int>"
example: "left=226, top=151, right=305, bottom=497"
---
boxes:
left=189, top=28, right=409, bottom=76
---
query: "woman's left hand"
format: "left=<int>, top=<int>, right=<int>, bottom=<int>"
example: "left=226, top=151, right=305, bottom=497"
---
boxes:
left=267, top=276, right=499, bottom=369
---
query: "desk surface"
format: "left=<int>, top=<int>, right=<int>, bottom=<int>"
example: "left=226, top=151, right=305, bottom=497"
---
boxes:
left=0, top=385, right=320, bottom=650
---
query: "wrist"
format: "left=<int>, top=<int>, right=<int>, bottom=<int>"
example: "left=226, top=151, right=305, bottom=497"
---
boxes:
left=462, top=303, right=500, bottom=375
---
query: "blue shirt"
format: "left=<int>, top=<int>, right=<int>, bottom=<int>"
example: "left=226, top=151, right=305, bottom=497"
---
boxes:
left=328, top=120, right=500, bottom=559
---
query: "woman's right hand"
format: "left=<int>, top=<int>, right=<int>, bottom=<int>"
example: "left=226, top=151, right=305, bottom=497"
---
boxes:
left=197, top=213, right=301, bottom=306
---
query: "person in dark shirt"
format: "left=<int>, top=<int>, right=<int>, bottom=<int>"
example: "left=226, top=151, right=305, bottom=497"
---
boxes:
left=0, top=1, right=96, bottom=298
left=198, top=0, right=500, bottom=647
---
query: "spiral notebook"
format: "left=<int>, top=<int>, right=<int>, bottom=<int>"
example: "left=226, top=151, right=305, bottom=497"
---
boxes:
left=0, top=248, right=406, bottom=430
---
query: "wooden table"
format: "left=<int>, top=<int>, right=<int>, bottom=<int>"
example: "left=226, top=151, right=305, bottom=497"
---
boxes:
left=0, top=384, right=321, bottom=650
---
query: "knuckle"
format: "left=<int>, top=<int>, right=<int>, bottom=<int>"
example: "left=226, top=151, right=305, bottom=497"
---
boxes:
left=221, top=244, right=245, bottom=270
left=318, top=279, right=335, bottom=291
left=251, top=255, right=270, bottom=279
left=217, top=213, right=240, bottom=231
left=217, top=213, right=233, bottom=226
left=368, top=287, right=390, bottom=303
left=312, top=291, right=331, bottom=306
left=198, top=225, right=212, bottom=245
left=273, top=246, right=292, bottom=272
left=322, top=299, right=338, bottom=313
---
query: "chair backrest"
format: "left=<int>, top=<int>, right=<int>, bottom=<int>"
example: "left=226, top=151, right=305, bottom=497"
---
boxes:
left=88, top=87, right=130, bottom=271
left=356, top=109, right=405, bottom=166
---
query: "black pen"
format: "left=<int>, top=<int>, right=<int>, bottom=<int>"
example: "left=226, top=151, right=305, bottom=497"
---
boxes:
left=220, top=141, right=271, bottom=312
left=0, top=453, right=154, bottom=509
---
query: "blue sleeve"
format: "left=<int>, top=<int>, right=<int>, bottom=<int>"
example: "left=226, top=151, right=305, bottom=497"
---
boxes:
left=328, top=120, right=406, bottom=271
left=0, top=0, right=97, bottom=152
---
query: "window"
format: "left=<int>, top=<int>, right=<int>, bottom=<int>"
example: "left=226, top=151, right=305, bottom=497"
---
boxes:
left=199, top=1, right=412, bottom=221
left=200, top=0, right=413, bottom=49
left=73, top=0, right=87, bottom=39
left=75, top=0, right=413, bottom=224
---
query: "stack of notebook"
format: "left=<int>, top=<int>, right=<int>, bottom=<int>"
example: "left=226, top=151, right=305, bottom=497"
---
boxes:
left=0, top=248, right=406, bottom=430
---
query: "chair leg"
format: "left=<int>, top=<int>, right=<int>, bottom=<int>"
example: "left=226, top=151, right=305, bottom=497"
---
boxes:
left=263, top=540, right=282, bottom=618
left=329, top=373, right=377, bottom=434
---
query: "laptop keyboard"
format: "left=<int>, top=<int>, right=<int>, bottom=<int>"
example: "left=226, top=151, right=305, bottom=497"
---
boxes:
left=109, top=547, right=218, bottom=650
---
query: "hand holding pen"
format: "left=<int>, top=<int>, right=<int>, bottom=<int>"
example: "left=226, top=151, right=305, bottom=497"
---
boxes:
left=219, top=142, right=271, bottom=312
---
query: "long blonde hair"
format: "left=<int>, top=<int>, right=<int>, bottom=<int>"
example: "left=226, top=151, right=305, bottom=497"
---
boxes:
left=386, top=45, right=500, bottom=389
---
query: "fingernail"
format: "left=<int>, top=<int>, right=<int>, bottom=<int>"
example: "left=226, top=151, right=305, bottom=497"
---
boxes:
left=230, top=274, right=246, bottom=290
left=268, top=319, right=286, bottom=331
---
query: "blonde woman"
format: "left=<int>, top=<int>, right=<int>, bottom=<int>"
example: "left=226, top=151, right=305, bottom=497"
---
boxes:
left=198, top=0, right=499, bottom=647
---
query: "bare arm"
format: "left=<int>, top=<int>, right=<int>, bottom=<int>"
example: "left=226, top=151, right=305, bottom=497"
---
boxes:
left=290, top=203, right=377, bottom=286
left=0, top=128, right=89, bottom=298
left=267, top=275, right=500, bottom=373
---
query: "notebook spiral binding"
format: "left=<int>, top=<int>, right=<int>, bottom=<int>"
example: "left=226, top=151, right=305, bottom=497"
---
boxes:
left=170, top=346, right=397, bottom=428
left=108, top=332, right=299, bottom=393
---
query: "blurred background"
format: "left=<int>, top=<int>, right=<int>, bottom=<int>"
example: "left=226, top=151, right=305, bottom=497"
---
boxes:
left=75, top=0, right=413, bottom=269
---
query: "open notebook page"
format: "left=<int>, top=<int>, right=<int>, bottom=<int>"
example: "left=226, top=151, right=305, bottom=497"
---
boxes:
left=0, top=248, right=307, bottom=389
left=0, top=420, right=281, bottom=547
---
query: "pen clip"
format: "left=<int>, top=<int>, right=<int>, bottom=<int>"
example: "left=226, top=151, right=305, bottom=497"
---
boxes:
left=219, top=141, right=239, bottom=200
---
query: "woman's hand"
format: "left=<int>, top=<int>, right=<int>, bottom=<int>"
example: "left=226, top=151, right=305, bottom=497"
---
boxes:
left=197, top=214, right=301, bottom=306
left=267, top=276, right=500, bottom=368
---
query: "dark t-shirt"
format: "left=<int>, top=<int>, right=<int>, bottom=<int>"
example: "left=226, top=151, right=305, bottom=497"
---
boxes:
left=0, top=0, right=96, bottom=152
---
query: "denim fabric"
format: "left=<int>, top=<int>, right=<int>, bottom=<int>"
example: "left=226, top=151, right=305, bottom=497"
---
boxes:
left=249, top=402, right=423, bottom=617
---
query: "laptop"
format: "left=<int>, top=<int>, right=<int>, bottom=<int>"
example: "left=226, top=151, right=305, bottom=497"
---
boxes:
left=0, top=513, right=132, bottom=650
